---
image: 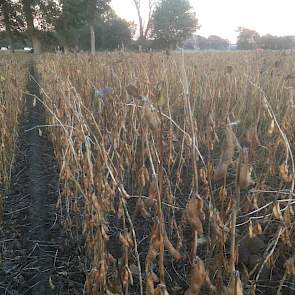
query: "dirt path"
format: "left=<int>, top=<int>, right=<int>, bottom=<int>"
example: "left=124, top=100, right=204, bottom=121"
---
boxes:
left=0, top=64, right=62, bottom=294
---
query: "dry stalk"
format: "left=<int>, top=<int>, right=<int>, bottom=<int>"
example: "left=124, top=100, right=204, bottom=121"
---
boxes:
left=180, top=50, right=199, bottom=195
left=246, top=76, right=295, bottom=196
left=252, top=226, right=284, bottom=291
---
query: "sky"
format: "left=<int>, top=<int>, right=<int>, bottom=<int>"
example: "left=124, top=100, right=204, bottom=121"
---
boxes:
left=111, top=0, right=295, bottom=43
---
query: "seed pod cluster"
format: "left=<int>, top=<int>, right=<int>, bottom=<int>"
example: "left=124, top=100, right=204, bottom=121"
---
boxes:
left=238, top=147, right=255, bottom=189
left=185, top=257, right=206, bottom=295
left=214, top=127, right=236, bottom=181
left=143, top=102, right=160, bottom=131
left=183, top=196, right=205, bottom=234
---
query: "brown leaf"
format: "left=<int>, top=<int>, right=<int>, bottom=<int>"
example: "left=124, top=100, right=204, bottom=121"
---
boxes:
left=284, top=257, right=295, bottom=275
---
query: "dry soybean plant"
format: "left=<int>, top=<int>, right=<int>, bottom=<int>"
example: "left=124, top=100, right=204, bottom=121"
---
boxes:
left=0, top=57, right=27, bottom=222
left=38, top=50, right=295, bottom=294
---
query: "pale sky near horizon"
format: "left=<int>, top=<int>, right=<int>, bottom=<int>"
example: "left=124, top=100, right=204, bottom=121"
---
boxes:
left=111, top=0, right=295, bottom=43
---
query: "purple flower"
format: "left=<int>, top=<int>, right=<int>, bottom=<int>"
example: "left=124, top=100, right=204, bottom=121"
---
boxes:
left=95, top=87, right=113, bottom=98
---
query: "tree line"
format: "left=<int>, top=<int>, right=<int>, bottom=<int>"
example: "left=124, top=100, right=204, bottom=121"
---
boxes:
left=0, top=1, right=294, bottom=53
left=183, top=35, right=230, bottom=50
left=0, top=0, right=198, bottom=53
left=237, top=27, right=295, bottom=50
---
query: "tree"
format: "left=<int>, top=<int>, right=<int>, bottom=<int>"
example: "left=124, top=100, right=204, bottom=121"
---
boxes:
left=0, top=1, right=15, bottom=51
left=55, top=0, right=87, bottom=48
left=77, top=11, right=133, bottom=51
left=101, top=15, right=133, bottom=49
left=21, top=0, right=61, bottom=53
left=237, top=27, right=295, bottom=50
left=207, top=35, right=229, bottom=50
left=237, top=27, right=260, bottom=50
left=195, top=35, right=207, bottom=50
left=55, top=0, right=110, bottom=52
left=257, top=34, right=295, bottom=50
left=1, top=0, right=60, bottom=53
left=0, top=0, right=25, bottom=51
left=151, top=0, right=198, bottom=49
left=183, top=37, right=198, bottom=50
left=183, top=35, right=229, bottom=51
left=132, top=0, right=156, bottom=42
left=85, top=0, right=110, bottom=54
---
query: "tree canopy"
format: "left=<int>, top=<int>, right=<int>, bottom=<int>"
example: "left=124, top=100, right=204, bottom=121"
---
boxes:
left=237, top=27, right=295, bottom=50
left=151, top=0, right=198, bottom=49
left=77, top=12, right=134, bottom=51
left=0, top=0, right=61, bottom=52
left=237, top=27, right=260, bottom=50
left=0, top=0, right=132, bottom=52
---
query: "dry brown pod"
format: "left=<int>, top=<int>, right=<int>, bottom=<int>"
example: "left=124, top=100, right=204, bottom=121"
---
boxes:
left=145, top=224, right=161, bottom=272
left=118, top=232, right=133, bottom=248
left=221, top=127, right=236, bottom=164
left=249, top=222, right=262, bottom=238
left=281, top=229, right=292, bottom=247
left=143, top=174, right=159, bottom=210
left=146, top=272, right=155, bottom=295
left=245, top=127, right=260, bottom=147
left=267, top=119, right=275, bottom=136
left=272, top=201, right=283, bottom=220
left=146, top=222, right=181, bottom=272
left=183, top=196, right=205, bottom=234
left=120, top=266, right=133, bottom=289
left=279, top=163, right=293, bottom=183
left=223, top=271, right=243, bottom=295
left=138, top=166, right=147, bottom=188
left=184, top=257, right=207, bottom=295
left=134, top=198, right=151, bottom=219
left=213, top=162, right=229, bottom=182
left=238, top=163, right=254, bottom=188
left=284, top=257, right=295, bottom=275
left=143, top=166, right=150, bottom=184
left=148, top=175, right=159, bottom=202
left=238, top=148, right=255, bottom=189
left=213, top=127, right=236, bottom=181
left=284, top=206, right=294, bottom=227
left=155, top=284, right=170, bottom=295
left=143, top=103, right=160, bottom=131
left=163, top=230, right=182, bottom=261
left=211, top=209, right=229, bottom=242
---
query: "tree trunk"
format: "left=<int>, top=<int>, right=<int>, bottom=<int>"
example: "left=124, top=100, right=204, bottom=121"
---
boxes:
left=8, top=33, right=14, bottom=53
left=2, top=0, right=14, bottom=53
left=90, top=24, right=95, bottom=55
left=23, top=0, right=41, bottom=54
left=31, top=34, right=42, bottom=54
left=133, top=0, right=144, bottom=42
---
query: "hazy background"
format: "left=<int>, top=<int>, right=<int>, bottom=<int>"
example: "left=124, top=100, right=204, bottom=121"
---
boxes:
left=111, top=0, right=295, bottom=42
